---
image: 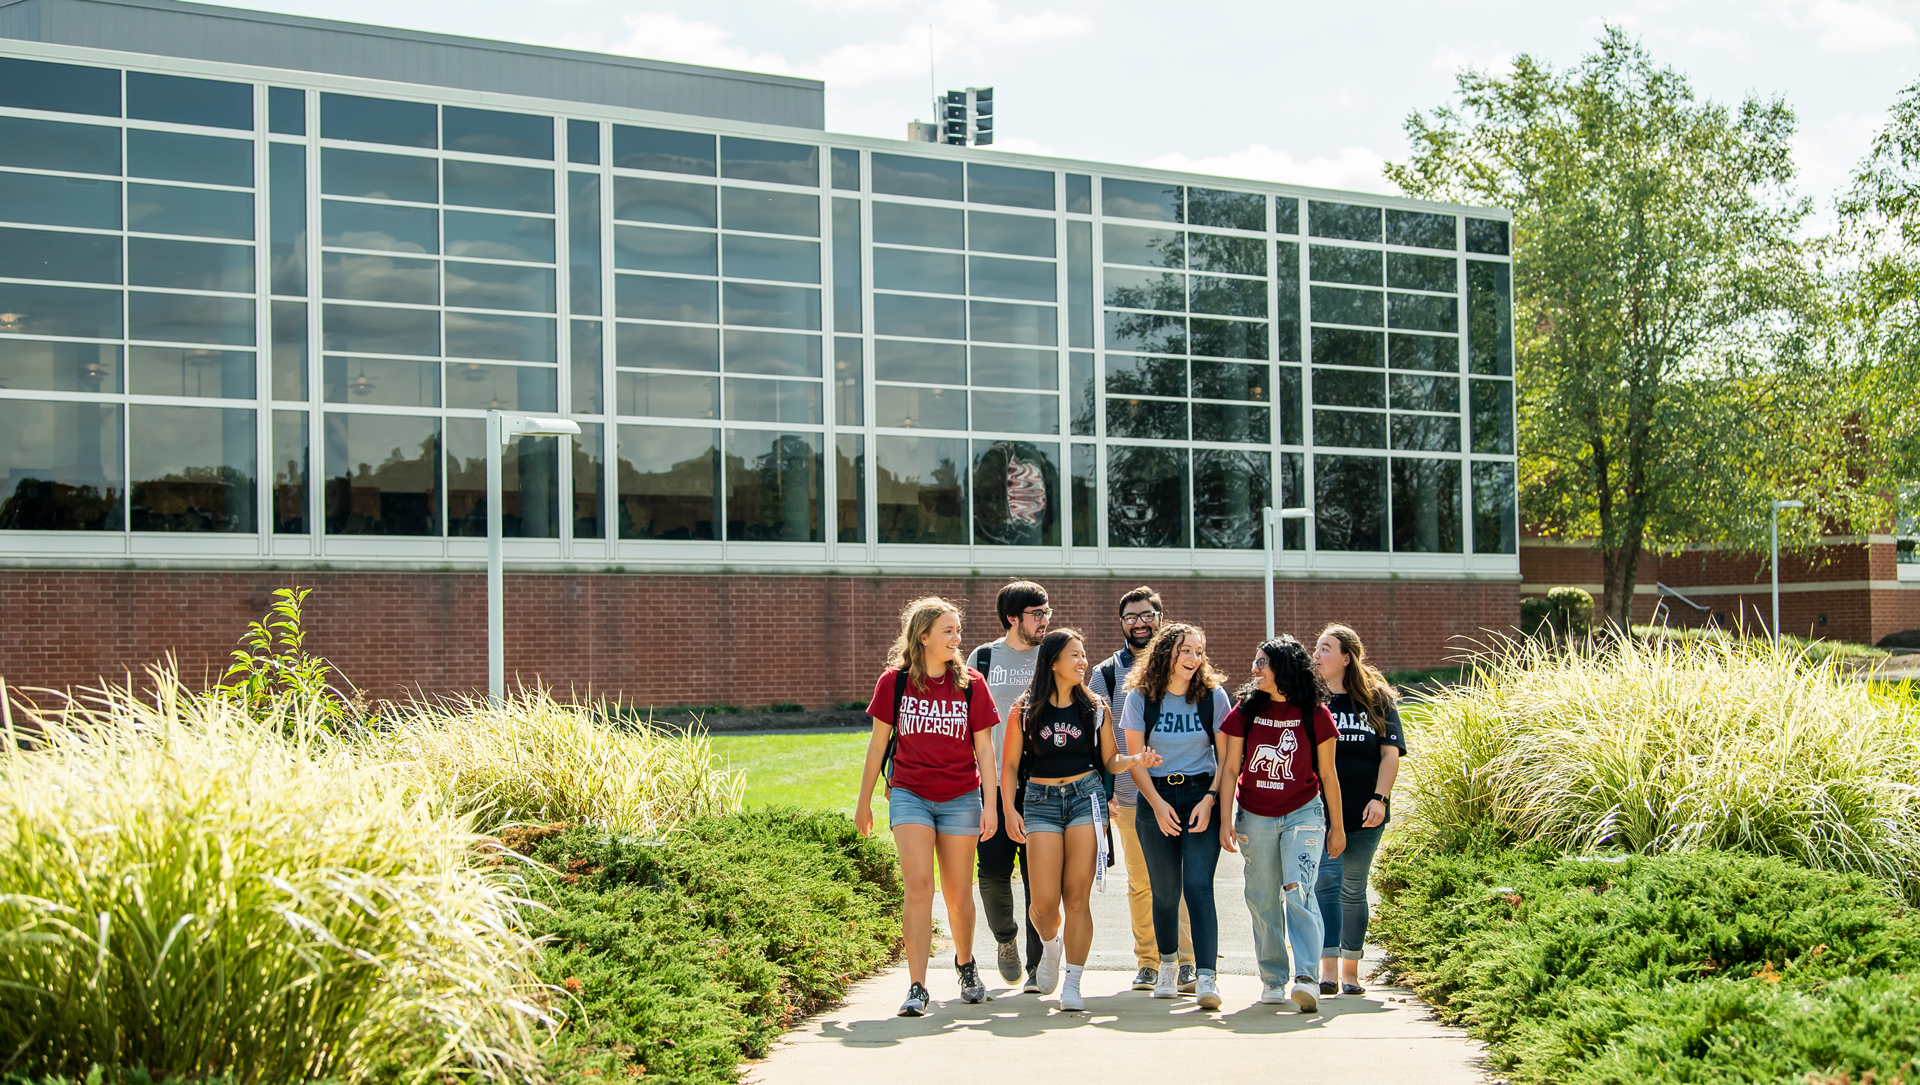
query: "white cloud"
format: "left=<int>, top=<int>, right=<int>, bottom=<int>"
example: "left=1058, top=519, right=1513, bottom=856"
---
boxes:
left=1143, top=144, right=1394, bottom=195
left=606, top=12, right=802, bottom=76
left=1801, top=0, right=1918, bottom=52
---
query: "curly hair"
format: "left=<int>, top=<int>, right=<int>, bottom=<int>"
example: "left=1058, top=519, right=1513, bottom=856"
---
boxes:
left=885, top=596, right=970, bottom=690
left=1123, top=622, right=1226, bottom=706
left=1318, top=623, right=1395, bottom=735
left=1235, top=635, right=1325, bottom=718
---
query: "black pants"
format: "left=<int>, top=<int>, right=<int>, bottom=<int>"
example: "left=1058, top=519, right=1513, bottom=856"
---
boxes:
left=1135, top=774, right=1221, bottom=971
left=977, top=785, right=1042, bottom=969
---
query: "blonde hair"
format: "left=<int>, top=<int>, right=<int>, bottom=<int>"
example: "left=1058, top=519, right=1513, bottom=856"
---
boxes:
left=887, top=596, right=970, bottom=690
left=1319, top=623, right=1395, bottom=735
left=1124, top=622, right=1226, bottom=706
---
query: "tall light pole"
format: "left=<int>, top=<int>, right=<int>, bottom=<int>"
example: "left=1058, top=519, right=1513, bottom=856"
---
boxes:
left=1264, top=506, right=1315, bottom=641
left=1770, top=498, right=1804, bottom=642
left=488, top=410, right=580, bottom=703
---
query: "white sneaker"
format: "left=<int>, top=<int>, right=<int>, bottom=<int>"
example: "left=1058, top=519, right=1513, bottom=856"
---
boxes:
left=1060, top=976, right=1085, bottom=1012
left=1152, top=960, right=1178, bottom=999
left=1290, top=979, right=1320, bottom=1013
left=1195, top=973, right=1222, bottom=1010
left=1034, top=933, right=1064, bottom=995
left=1259, top=984, right=1290, bottom=1004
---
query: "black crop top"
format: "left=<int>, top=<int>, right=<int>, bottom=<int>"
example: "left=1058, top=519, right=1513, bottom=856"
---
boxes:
left=1025, top=699, right=1102, bottom=779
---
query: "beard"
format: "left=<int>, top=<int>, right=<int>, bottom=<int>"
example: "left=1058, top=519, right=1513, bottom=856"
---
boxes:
left=1126, top=628, right=1154, bottom=650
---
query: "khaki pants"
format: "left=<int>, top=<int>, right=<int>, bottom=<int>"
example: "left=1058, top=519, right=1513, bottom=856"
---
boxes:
left=1114, top=802, right=1194, bottom=969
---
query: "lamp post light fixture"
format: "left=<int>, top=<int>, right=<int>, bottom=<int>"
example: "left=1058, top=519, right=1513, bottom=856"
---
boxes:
left=1263, top=506, right=1316, bottom=641
left=1770, top=499, right=1805, bottom=643
left=487, top=411, right=581, bottom=702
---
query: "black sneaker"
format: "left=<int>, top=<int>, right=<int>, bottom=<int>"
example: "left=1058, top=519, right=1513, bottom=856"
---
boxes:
left=1022, top=964, right=1041, bottom=994
left=1131, top=967, right=1158, bottom=991
left=1178, top=964, right=1197, bottom=993
left=995, top=938, right=1022, bottom=983
left=956, top=957, right=985, bottom=1004
left=899, top=981, right=930, bottom=1017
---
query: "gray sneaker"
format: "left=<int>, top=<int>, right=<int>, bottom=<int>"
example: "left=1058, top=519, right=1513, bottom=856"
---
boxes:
left=899, top=981, right=930, bottom=1017
left=1131, top=967, right=1158, bottom=991
left=995, top=939, right=1022, bottom=983
left=1178, top=964, right=1198, bottom=993
left=956, top=957, right=985, bottom=1004
left=1023, top=964, right=1041, bottom=994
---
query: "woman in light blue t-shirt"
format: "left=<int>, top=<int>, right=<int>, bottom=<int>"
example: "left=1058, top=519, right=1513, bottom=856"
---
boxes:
left=1120, top=622, right=1233, bottom=1010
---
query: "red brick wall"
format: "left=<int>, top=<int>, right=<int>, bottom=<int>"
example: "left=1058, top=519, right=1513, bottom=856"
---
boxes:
left=0, top=571, right=1520, bottom=709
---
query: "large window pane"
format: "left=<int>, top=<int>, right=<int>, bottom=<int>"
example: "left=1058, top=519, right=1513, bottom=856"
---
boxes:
left=1189, top=235, right=1267, bottom=277
left=1067, top=221, right=1092, bottom=349
left=972, top=346, right=1057, bottom=390
left=1189, top=275, right=1264, bottom=318
left=324, top=412, right=439, bottom=535
left=616, top=371, right=717, bottom=419
left=1276, top=366, right=1302, bottom=445
left=876, top=435, right=966, bottom=543
left=1279, top=452, right=1305, bottom=548
left=1389, top=292, right=1458, bottom=333
left=876, top=385, right=966, bottom=430
left=616, top=224, right=715, bottom=276
left=616, top=275, right=717, bottom=323
left=724, top=429, right=820, bottom=541
left=721, top=137, right=818, bottom=186
left=1472, top=460, right=1518, bottom=554
left=1107, top=398, right=1186, bottom=441
left=832, top=197, right=862, bottom=333
left=1314, top=454, right=1386, bottom=551
left=1466, top=218, right=1510, bottom=256
left=1103, top=224, right=1182, bottom=269
left=1389, top=333, right=1457, bottom=372
left=1189, top=318, right=1264, bottom=360
left=446, top=262, right=556, bottom=313
left=324, top=200, right=437, bottom=254
left=613, top=177, right=715, bottom=227
left=875, top=339, right=964, bottom=384
left=968, top=163, right=1054, bottom=210
left=834, top=336, right=862, bottom=424
left=445, top=418, right=560, bottom=538
left=323, top=252, right=438, bottom=305
left=970, top=301, right=1056, bottom=346
left=446, top=312, right=556, bottom=362
left=1391, top=457, right=1461, bottom=553
left=0, top=171, right=119, bottom=229
left=721, top=189, right=819, bottom=237
left=873, top=202, right=963, bottom=249
left=1108, top=445, right=1189, bottom=548
left=1105, top=267, right=1184, bottom=312
left=272, top=408, right=307, bottom=533
left=1106, top=354, right=1185, bottom=398
left=0, top=57, right=119, bottom=117
left=1389, top=373, right=1460, bottom=413
left=1313, top=408, right=1386, bottom=449
left=129, top=404, right=254, bottom=532
left=444, top=160, right=553, bottom=214
left=571, top=319, right=603, bottom=413
left=972, top=439, right=1058, bottom=545
left=1310, top=286, right=1383, bottom=328
left=128, top=292, right=253, bottom=346
left=612, top=126, right=715, bottom=176
left=969, top=211, right=1055, bottom=258
left=616, top=425, right=719, bottom=539
left=322, top=148, right=435, bottom=203
left=444, top=362, right=556, bottom=411
left=1105, top=311, right=1184, bottom=356
left=1276, top=240, right=1301, bottom=361
left=1387, top=209, right=1456, bottom=251
left=0, top=282, right=120, bottom=338
left=271, top=301, right=307, bottom=400
left=1470, top=379, right=1515, bottom=454
left=616, top=322, right=718, bottom=371
left=321, top=94, right=437, bottom=148
left=0, top=226, right=120, bottom=284
left=1193, top=402, right=1267, bottom=444
left=445, top=210, right=551, bottom=262
left=443, top=106, right=553, bottom=160
left=1071, top=441, right=1096, bottom=546
left=1387, top=252, right=1456, bottom=293
left=127, top=184, right=253, bottom=240
left=724, top=234, right=820, bottom=284
left=970, top=256, right=1055, bottom=302
left=269, top=87, right=305, bottom=136
left=724, top=377, right=820, bottom=423
left=1468, top=261, right=1514, bottom=376
left=836, top=434, right=864, bottom=543
left=270, top=144, right=307, bottom=296
left=723, top=282, right=820, bottom=330
left=1193, top=359, right=1267, bottom=402
left=724, top=329, right=820, bottom=377
left=1066, top=175, right=1091, bottom=214
left=875, top=293, right=965, bottom=340
left=1313, top=367, right=1384, bottom=408
left=573, top=421, right=603, bottom=539
left=129, top=237, right=251, bottom=293
left=831, top=149, right=859, bottom=192
left=323, top=357, right=440, bottom=407
left=1186, top=188, right=1264, bottom=232
left=875, top=248, right=964, bottom=294
left=323, top=304, right=439, bottom=356
left=127, top=129, right=251, bottom=188
left=1194, top=448, right=1269, bottom=549
left=972, top=391, right=1057, bottom=434
left=1308, top=202, right=1381, bottom=243
left=1391, top=414, right=1461, bottom=453
left=872, top=154, right=962, bottom=201
left=0, top=116, right=119, bottom=175
left=128, top=346, right=253, bottom=398
left=0, top=400, right=122, bottom=530
left=569, top=172, right=602, bottom=316
left=0, top=339, right=120, bottom=393
left=1070, top=352, right=1095, bottom=436
left=1102, top=179, right=1180, bottom=223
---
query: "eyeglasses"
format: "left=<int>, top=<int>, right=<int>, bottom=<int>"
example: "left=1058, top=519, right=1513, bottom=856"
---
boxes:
left=1023, top=607, right=1053, bottom=619
left=1120, top=612, right=1160, bottom=626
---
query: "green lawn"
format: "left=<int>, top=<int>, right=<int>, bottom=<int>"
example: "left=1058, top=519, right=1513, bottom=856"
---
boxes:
left=712, top=730, right=887, bottom=822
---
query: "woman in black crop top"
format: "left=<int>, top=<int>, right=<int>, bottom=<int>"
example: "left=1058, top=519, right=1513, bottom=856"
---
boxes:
left=1001, top=629, right=1162, bottom=1012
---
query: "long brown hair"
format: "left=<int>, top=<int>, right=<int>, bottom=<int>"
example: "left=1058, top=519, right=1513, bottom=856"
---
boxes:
left=1124, top=622, right=1226, bottom=706
left=1319, top=623, right=1394, bottom=735
left=1019, top=629, right=1098, bottom=748
left=887, top=596, right=970, bottom=690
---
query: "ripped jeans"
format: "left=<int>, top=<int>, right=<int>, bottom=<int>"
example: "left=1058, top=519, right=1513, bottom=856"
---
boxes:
left=1237, top=799, right=1325, bottom=988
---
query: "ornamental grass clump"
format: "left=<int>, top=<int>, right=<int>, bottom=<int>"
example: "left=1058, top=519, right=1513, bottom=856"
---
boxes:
left=380, top=690, right=743, bottom=835
left=1406, top=635, right=1920, bottom=900
left=0, top=669, right=547, bottom=1084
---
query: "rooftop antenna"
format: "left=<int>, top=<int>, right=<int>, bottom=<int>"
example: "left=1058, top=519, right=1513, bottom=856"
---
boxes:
left=928, top=24, right=936, bottom=120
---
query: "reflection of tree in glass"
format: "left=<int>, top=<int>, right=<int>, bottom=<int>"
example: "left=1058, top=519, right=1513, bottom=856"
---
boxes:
left=615, top=442, right=718, bottom=541
left=875, top=444, right=966, bottom=544
left=1106, top=309, right=1185, bottom=356
left=1187, top=234, right=1267, bottom=276
left=1107, top=446, right=1187, bottom=548
left=0, top=479, right=121, bottom=530
left=1186, top=188, right=1266, bottom=232
left=729, top=434, right=817, bottom=542
left=1106, top=356, right=1185, bottom=398
left=133, top=464, right=253, bottom=532
left=1193, top=448, right=1268, bottom=549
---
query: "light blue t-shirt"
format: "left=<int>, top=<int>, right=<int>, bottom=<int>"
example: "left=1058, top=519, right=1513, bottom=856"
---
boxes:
left=1120, top=686, right=1229, bottom=777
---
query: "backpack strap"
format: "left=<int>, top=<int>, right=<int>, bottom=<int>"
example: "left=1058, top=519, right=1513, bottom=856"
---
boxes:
left=1198, top=686, right=1217, bottom=736
left=971, top=643, right=993, bottom=681
left=880, top=668, right=907, bottom=784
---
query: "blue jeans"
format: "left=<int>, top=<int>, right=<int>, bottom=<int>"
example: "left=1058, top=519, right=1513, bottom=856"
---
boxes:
left=1238, top=799, right=1325, bottom=988
left=1317, top=824, right=1384, bottom=958
left=1021, top=773, right=1104, bottom=833
left=888, top=786, right=982, bottom=835
left=1134, top=775, right=1220, bottom=971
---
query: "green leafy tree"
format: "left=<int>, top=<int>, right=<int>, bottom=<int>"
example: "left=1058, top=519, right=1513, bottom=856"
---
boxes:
left=219, top=586, right=365, bottom=732
left=1388, top=28, right=1872, bottom=627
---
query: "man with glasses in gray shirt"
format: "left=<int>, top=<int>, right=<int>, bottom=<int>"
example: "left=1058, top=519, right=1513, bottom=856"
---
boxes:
left=970, top=580, right=1051, bottom=991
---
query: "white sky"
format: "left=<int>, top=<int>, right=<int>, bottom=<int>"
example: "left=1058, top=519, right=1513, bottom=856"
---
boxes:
left=233, top=0, right=1916, bottom=212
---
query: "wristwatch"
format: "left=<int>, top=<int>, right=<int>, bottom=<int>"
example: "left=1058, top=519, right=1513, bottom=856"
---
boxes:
left=1371, top=792, right=1387, bottom=804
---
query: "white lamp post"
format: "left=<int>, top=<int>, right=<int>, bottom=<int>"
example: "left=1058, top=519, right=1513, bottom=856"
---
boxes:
left=1769, top=498, right=1804, bottom=643
left=1263, top=506, right=1316, bottom=641
left=487, top=410, right=581, bottom=702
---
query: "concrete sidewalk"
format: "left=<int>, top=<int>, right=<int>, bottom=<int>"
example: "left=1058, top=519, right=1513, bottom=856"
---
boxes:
left=746, top=828, right=1485, bottom=1084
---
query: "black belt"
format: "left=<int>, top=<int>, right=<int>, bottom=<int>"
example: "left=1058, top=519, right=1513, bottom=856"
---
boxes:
left=1155, top=772, right=1213, bottom=788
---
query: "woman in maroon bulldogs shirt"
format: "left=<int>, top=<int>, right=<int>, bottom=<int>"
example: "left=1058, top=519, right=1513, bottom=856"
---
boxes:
left=856, top=596, right=1001, bottom=1017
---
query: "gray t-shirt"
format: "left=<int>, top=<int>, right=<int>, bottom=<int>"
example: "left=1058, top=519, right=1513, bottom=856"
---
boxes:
left=1120, top=685, right=1230, bottom=778
left=970, top=636, right=1040, bottom=777
left=1090, top=647, right=1139, bottom=805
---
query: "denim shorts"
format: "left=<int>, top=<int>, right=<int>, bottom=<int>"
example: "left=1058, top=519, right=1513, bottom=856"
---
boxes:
left=888, top=785, right=983, bottom=835
left=1021, top=773, right=1105, bottom=833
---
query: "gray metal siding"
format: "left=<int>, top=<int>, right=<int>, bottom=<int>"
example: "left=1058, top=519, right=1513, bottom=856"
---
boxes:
left=0, top=0, right=825, bottom=128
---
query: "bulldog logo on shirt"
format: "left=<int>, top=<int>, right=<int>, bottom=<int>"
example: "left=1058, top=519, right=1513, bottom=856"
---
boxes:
left=1245, top=729, right=1298, bottom=781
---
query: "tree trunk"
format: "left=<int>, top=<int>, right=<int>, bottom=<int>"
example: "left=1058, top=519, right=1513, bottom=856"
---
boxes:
left=1599, top=535, right=1644, bottom=629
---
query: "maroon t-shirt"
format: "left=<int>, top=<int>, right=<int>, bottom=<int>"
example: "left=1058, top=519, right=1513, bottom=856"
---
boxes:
left=865, top=666, right=1000, bottom=803
left=1220, top=699, right=1340, bottom=818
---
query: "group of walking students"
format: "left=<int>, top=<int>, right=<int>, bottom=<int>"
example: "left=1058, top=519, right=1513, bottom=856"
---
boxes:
left=854, top=581, right=1407, bottom=1017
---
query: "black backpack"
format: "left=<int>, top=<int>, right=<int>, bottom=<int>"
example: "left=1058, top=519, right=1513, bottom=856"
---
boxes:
left=879, top=667, right=979, bottom=784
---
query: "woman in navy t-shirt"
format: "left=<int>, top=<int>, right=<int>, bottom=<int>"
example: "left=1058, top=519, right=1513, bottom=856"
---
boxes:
left=856, top=596, right=1001, bottom=1017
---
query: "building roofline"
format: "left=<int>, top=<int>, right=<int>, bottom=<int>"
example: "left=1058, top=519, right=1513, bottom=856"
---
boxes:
left=0, top=0, right=822, bottom=92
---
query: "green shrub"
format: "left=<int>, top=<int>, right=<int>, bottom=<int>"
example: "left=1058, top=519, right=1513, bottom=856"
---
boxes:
left=215, top=586, right=368, bottom=734
left=1374, top=847, right=1920, bottom=1084
left=511, top=811, right=900, bottom=1085
left=0, top=668, right=544, bottom=1084
left=1404, top=634, right=1920, bottom=900
left=1521, top=586, right=1596, bottom=638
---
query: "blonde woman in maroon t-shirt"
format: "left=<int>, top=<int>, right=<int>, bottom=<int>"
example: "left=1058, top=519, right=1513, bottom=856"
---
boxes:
left=856, top=596, right=1002, bottom=1017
